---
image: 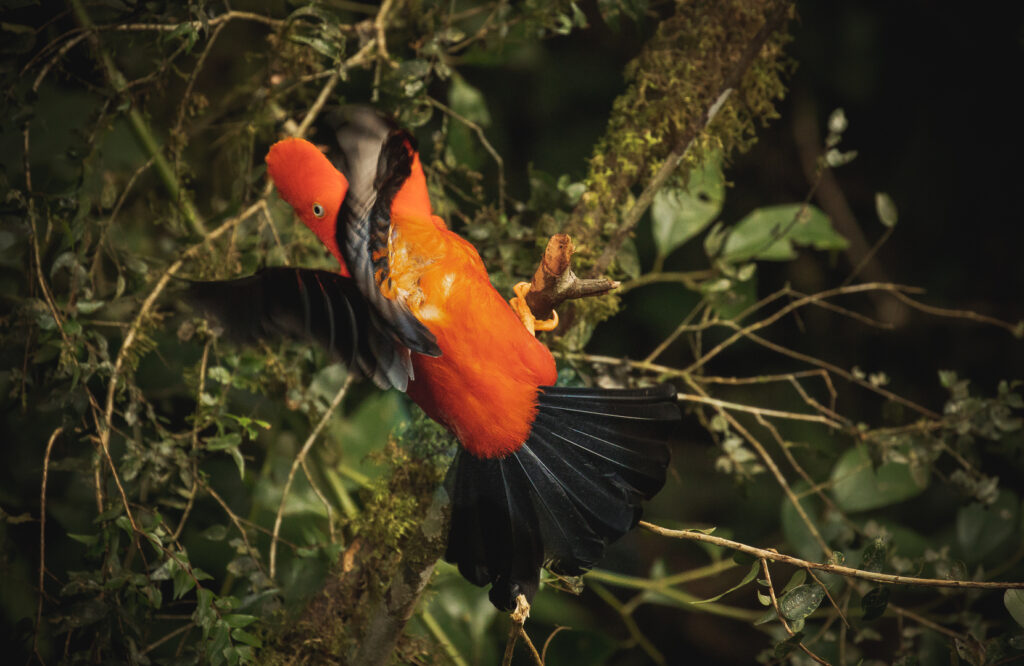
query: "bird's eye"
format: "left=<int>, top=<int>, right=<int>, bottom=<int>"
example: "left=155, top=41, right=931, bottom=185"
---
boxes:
left=312, top=203, right=325, bottom=218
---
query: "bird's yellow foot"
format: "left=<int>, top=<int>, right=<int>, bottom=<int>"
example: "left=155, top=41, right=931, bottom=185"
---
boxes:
left=509, top=281, right=558, bottom=336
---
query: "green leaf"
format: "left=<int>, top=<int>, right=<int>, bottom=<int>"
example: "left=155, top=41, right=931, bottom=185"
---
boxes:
left=172, top=560, right=196, bottom=599
left=831, top=445, right=928, bottom=512
left=231, top=628, right=261, bottom=648
left=207, top=623, right=231, bottom=665
left=860, top=537, right=887, bottom=573
left=449, top=72, right=491, bottom=126
left=193, top=588, right=216, bottom=638
left=223, top=614, right=258, bottom=629
left=774, top=632, right=805, bottom=659
left=781, top=569, right=806, bottom=596
left=778, top=584, right=825, bottom=621
left=691, top=561, right=759, bottom=604
left=285, top=6, right=346, bottom=61
left=721, top=204, right=848, bottom=263
left=956, top=489, right=1019, bottom=562
left=701, top=272, right=756, bottom=320
left=201, top=524, right=228, bottom=541
left=75, top=299, right=105, bottom=314
left=206, top=433, right=241, bottom=451
left=861, top=586, right=890, bottom=621
left=1005, top=589, right=1024, bottom=629
left=68, top=532, right=100, bottom=546
left=616, top=238, right=641, bottom=280
left=447, top=73, right=492, bottom=169
left=875, top=192, right=898, bottom=227
left=651, top=152, right=724, bottom=259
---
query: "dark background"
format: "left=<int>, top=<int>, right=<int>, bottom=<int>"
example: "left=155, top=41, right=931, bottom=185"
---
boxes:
left=2, top=1, right=1022, bottom=663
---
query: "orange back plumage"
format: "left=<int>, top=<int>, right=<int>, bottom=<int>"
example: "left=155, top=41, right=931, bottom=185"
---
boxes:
left=378, top=153, right=557, bottom=457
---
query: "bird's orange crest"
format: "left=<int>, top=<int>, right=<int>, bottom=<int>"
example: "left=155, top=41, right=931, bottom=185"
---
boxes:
left=266, top=138, right=349, bottom=273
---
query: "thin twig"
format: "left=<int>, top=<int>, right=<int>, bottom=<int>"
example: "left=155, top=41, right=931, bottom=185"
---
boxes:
left=738, top=328, right=939, bottom=419
left=541, top=626, right=570, bottom=664
left=588, top=580, right=667, bottom=664
left=141, top=623, right=193, bottom=656
left=641, top=522, right=1024, bottom=589
left=203, top=483, right=266, bottom=578
left=804, top=566, right=850, bottom=629
left=428, top=96, right=507, bottom=217
left=419, top=607, right=469, bottom=666
left=761, top=558, right=831, bottom=665
left=684, top=376, right=833, bottom=558
left=293, top=71, right=341, bottom=139
left=619, top=269, right=716, bottom=294
left=684, top=283, right=923, bottom=375
left=172, top=340, right=210, bottom=542
left=842, top=226, right=894, bottom=287
left=501, top=595, right=533, bottom=666
left=586, top=569, right=762, bottom=621
left=269, top=374, right=354, bottom=578
left=644, top=298, right=706, bottom=363
left=300, top=457, right=336, bottom=543
left=558, top=351, right=684, bottom=378
left=106, top=10, right=285, bottom=32
left=678, top=392, right=844, bottom=429
left=34, top=427, right=63, bottom=661
left=374, top=0, right=396, bottom=66
left=887, top=289, right=1024, bottom=337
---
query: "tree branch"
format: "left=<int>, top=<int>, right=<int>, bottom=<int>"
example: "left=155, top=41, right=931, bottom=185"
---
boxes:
left=521, top=234, right=618, bottom=321
left=588, top=2, right=793, bottom=277
left=641, top=522, right=1024, bottom=590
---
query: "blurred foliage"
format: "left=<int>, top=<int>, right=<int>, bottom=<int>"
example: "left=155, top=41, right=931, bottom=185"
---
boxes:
left=1, top=1, right=1023, bottom=665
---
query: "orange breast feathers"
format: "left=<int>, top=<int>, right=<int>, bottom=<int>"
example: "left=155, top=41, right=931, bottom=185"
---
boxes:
left=386, top=156, right=557, bottom=458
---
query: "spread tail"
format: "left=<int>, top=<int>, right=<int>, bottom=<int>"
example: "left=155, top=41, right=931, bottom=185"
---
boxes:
left=444, top=384, right=678, bottom=610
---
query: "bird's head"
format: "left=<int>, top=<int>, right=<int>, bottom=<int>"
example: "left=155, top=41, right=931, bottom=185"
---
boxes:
left=266, top=138, right=348, bottom=269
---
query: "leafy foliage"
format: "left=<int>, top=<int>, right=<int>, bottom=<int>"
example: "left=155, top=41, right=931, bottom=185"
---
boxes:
left=1, top=1, right=1022, bottom=665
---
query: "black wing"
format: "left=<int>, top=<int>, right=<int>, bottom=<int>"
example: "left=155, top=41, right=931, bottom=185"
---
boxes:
left=186, top=266, right=415, bottom=390
left=314, top=107, right=441, bottom=360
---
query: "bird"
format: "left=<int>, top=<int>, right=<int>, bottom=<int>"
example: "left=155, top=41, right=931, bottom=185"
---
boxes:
left=188, top=108, right=679, bottom=610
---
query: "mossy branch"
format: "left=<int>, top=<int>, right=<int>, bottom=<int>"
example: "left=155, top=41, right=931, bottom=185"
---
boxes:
left=567, top=0, right=794, bottom=279
left=589, top=0, right=791, bottom=277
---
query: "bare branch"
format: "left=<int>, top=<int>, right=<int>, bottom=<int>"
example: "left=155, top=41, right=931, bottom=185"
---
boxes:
left=501, top=595, right=540, bottom=666
left=641, top=522, right=1024, bottom=590
left=35, top=427, right=62, bottom=660
left=270, top=374, right=354, bottom=578
left=521, top=234, right=619, bottom=321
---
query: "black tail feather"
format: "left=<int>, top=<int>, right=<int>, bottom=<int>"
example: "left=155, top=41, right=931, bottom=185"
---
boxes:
left=445, top=384, right=678, bottom=610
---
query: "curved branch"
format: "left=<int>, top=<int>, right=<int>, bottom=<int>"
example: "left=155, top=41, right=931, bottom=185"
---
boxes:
left=269, top=374, right=354, bottom=578
left=641, top=522, right=1024, bottom=590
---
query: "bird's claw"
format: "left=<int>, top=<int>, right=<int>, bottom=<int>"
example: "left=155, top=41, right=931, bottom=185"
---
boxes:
left=509, top=281, right=558, bottom=336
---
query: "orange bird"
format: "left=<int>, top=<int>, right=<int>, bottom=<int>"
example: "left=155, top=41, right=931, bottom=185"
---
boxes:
left=189, top=109, right=678, bottom=610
